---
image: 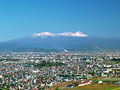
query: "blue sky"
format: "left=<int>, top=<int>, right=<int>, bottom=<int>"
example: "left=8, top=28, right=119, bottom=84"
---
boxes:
left=0, top=0, right=120, bottom=41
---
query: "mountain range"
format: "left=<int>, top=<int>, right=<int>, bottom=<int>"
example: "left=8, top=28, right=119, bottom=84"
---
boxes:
left=0, top=31, right=120, bottom=52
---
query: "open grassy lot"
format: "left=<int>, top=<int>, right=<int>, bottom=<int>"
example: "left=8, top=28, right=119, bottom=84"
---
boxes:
left=58, top=84, right=120, bottom=90
left=99, top=77, right=120, bottom=82
left=0, top=88, right=7, bottom=90
left=107, top=87, right=120, bottom=90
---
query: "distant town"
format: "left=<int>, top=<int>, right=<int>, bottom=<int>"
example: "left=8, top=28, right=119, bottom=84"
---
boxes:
left=0, top=51, right=120, bottom=90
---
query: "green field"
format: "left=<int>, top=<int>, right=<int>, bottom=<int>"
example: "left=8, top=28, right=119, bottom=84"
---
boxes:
left=98, top=77, right=120, bottom=82
left=107, top=87, right=120, bottom=90
left=58, top=84, right=120, bottom=90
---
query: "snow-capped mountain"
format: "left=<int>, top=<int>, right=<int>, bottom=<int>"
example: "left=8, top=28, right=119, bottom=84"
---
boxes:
left=0, top=31, right=120, bottom=52
left=31, top=31, right=88, bottom=38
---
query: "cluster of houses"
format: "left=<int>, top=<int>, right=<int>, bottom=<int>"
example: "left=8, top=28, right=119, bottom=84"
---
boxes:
left=0, top=51, right=120, bottom=89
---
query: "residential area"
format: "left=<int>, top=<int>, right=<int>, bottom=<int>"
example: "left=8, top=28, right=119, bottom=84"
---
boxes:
left=0, top=51, right=120, bottom=90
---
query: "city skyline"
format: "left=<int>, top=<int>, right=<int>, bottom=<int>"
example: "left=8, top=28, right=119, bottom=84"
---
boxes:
left=0, top=0, right=120, bottom=41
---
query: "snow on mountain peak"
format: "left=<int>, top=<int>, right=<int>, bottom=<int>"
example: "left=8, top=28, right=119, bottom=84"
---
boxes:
left=32, top=31, right=88, bottom=38
left=32, top=32, right=55, bottom=38
left=58, top=31, right=88, bottom=37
